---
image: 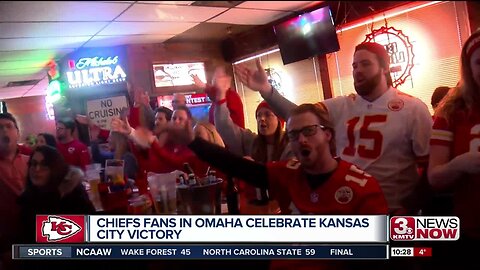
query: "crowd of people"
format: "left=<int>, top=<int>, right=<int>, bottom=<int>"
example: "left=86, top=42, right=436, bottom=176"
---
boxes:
left=1, top=29, right=480, bottom=270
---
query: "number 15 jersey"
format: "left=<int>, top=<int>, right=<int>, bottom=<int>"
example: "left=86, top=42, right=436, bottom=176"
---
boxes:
left=321, top=87, right=432, bottom=210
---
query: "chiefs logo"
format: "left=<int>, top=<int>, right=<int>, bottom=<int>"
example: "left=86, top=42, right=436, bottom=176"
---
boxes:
left=68, top=147, right=75, bottom=154
left=37, top=215, right=85, bottom=243
left=335, top=186, right=354, bottom=204
left=388, top=98, right=405, bottom=111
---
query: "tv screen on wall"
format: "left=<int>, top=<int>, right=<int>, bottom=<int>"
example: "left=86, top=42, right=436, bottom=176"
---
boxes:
left=273, top=5, right=340, bottom=65
left=152, top=62, right=207, bottom=88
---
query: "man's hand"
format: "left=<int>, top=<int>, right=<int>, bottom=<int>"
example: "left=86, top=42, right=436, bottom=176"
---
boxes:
left=243, top=156, right=255, bottom=161
left=111, top=117, right=132, bottom=135
left=450, top=152, right=480, bottom=175
left=76, top=114, right=91, bottom=126
left=192, top=74, right=206, bottom=89
left=234, top=59, right=272, bottom=95
left=134, top=127, right=156, bottom=148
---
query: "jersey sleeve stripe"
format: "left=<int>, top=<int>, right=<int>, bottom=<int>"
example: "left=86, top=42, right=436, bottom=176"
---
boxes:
left=431, top=129, right=453, bottom=141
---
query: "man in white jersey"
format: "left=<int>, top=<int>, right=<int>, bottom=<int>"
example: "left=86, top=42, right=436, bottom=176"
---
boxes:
left=235, top=42, right=432, bottom=214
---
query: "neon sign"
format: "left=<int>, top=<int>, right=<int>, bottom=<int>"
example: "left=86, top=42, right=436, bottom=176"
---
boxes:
left=364, top=26, right=415, bottom=88
left=65, top=56, right=127, bottom=89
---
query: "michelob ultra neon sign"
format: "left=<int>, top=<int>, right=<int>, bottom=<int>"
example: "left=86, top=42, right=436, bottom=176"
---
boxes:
left=65, top=56, right=127, bottom=89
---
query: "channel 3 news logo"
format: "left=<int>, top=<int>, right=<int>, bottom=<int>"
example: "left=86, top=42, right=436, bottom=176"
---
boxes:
left=36, top=215, right=85, bottom=243
left=390, top=216, right=460, bottom=241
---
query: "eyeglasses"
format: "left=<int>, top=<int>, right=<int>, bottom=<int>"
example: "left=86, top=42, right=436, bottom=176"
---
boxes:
left=29, top=160, right=49, bottom=170
left=56, top=127, right=65, bottom=131
left=287, top=124, right=326, bottom=141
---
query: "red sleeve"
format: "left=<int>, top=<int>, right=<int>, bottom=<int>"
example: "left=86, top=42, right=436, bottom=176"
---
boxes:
left=18, top=144, right=33, bottom=156
left=226, top=89, right=245, bottom=129
left=78, top=143, right=92, bottom=171
left=266, top=161, right=294, bottom=214
left=98, top=129, right=110, bottom=141
left=129, top=142, right=148, bottom=171
left=350, top=172, right=388, bottom=214
left=340, top=162, right=388, bottom=215
left=128, top=107, right=141, bottom=129
left=150, top=140, right=187, bottom=171
left=430, top=116, right=452, bottom=146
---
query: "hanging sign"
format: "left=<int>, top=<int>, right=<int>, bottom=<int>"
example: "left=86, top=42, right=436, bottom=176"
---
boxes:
left=364, top=26, right=415, bottom=88
left=86, top=96, right=128, bottom=130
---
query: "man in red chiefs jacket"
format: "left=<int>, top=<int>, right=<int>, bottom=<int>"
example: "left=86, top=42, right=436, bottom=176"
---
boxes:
left=194, top=65, right=245, bottom=129
left=56, top=118, right=91, bottom=171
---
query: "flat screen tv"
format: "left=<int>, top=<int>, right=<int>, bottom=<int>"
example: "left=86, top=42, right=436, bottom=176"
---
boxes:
left=152, top=62, right=207, bottom=88
left=274, top=6, right=340, bottom=65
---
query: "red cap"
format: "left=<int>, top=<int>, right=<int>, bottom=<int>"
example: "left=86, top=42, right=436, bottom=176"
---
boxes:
left=355, top=42, right=390, bottom=69
left=355, top=42, right=393, bottom=86
left=255, top=101, right=285, bottom=129
left=466, top=30, right=480, bottom=59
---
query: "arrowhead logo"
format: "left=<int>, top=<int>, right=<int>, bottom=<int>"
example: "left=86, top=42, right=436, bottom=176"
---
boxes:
left=37, top=215, right=85, bottom=243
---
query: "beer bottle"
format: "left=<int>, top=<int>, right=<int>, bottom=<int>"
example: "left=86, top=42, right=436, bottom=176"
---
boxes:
left=255, top=187, right=269, bottom=205
left=183, top=162, right=194, bottom=175
left=188, top=173, right=197, bottom=185
left=0, top=101, right=7, bottom=113
left=178, top=174, right=187, bottom=186
left=208, top=170, right=217, bottom=183
left=226, top=176, right=240, bottom=214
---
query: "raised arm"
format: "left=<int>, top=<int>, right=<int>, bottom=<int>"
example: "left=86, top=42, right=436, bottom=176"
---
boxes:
left=234, top=59, right=297, bottom=120
left=214, top=102, right=256, bottom=156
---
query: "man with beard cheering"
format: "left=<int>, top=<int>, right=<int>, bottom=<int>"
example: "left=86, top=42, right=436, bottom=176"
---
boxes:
left=234, top=42, right=432, bottom=215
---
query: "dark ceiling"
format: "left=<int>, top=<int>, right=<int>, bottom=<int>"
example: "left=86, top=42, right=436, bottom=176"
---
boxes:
left=167, top=1, right=412, bottom=46
left=326, top=1, right=412, bottom=26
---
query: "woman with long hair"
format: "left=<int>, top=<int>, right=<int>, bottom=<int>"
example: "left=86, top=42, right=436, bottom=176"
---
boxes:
left=35, top=133, right=57, bottom=148
left=214, top=100, right=293, bottom=207
left=193, top=121, right=225, bottom=148
left=429, top=30, right=480, bottom=260
left=17, top=146, right=95, bottom=243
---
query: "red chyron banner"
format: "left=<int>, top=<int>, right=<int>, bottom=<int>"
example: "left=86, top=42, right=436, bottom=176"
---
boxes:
left=390, top=216, right=460, bottom=241
left=36, top=215, right=86, bottom=243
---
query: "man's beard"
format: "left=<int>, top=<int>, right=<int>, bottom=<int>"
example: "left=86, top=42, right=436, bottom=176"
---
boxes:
left=354, top=70, right=382, bottom=96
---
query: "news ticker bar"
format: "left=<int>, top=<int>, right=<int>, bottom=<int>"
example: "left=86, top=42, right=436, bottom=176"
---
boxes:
left=13, top=244, right=389, bottom=260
